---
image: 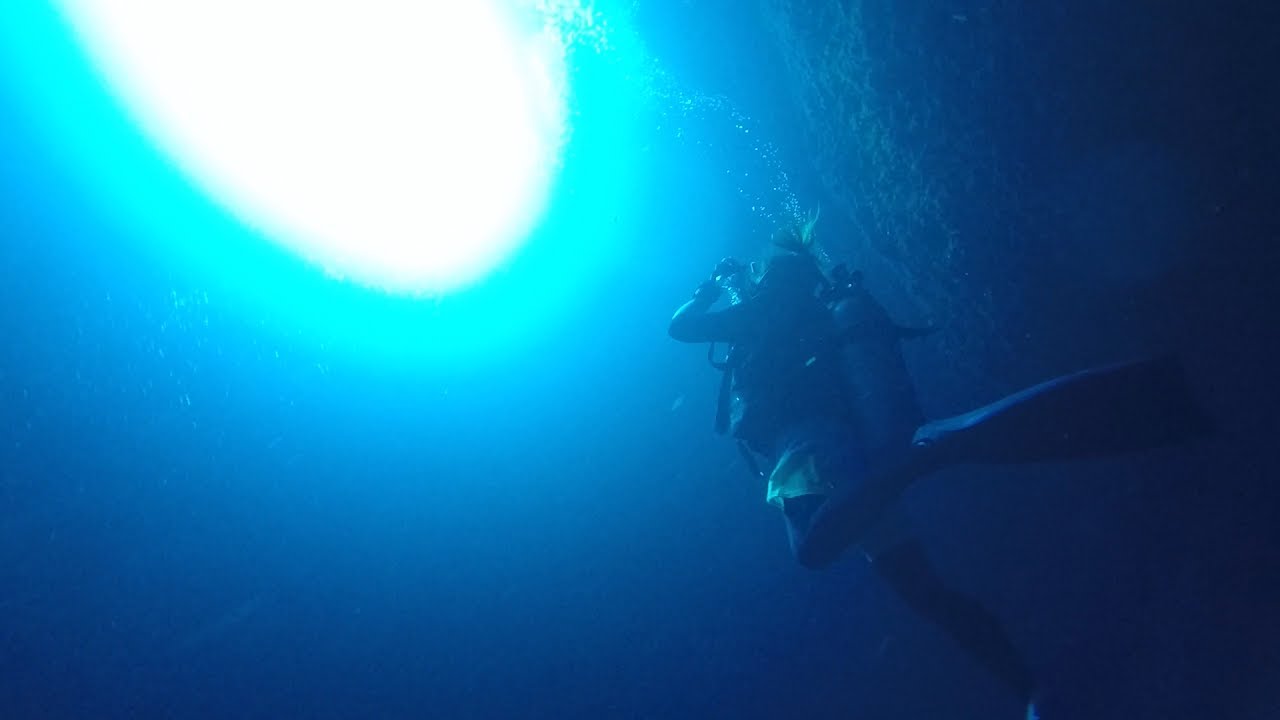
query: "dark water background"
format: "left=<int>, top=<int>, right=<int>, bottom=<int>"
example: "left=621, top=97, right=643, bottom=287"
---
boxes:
left=2, top=1, right=1278, bottom=718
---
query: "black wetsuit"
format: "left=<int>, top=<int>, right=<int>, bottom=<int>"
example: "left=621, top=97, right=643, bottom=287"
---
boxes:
left=669, top=286, right=1037, bottom=702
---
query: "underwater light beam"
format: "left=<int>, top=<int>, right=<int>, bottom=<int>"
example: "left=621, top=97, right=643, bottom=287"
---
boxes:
left=57, top=1, right=569, bottom=294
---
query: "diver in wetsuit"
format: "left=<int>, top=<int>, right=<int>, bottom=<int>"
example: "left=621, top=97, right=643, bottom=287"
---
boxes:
left=668, top=245, right=1213, bottom=712
left=669, top=250, right=1040, bottom=704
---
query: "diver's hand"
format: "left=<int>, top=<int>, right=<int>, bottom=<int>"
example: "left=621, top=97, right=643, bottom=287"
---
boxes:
left=713, top=257, right=745, bottom=281
left=693, top=279, right=722, bottom=303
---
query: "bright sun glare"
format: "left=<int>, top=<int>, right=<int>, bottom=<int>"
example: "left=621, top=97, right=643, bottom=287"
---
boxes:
left=57, top=1, right=569, bottom=294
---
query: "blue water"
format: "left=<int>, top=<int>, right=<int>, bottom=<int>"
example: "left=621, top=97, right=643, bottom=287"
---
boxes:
left=3, top=1, right=1278, bottom=718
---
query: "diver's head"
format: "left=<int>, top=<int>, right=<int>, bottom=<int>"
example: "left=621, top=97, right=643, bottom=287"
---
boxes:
left=755, top=251, right=827, bottom=300
left=756, top=207, right=825, bottom=300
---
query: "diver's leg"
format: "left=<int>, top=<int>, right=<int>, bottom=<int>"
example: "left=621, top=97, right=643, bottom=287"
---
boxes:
left=774, top=421, right=892, bottom=569
left=798, top=357, right=1214, bottom=565
left=871, top=540, right=1036, bottom=703
left=781, top=494, right=829, bottom=561
left=791, top=444, right=941, bottom=569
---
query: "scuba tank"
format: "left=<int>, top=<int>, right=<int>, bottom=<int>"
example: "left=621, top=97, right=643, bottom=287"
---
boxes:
left=701, top=255, right=934, bottom=477
left=826, top=264, right=930, bottom=469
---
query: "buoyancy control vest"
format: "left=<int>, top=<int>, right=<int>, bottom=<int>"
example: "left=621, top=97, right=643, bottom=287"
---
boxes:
left=708, top=267, right=933, bottom=472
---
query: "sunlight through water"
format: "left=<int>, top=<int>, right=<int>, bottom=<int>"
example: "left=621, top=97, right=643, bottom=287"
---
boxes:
left=56, top=1, right=570, bottom=294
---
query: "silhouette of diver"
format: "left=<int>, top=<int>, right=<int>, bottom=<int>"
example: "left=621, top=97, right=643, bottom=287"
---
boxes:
left=668, top=237, right=1213, bottom=713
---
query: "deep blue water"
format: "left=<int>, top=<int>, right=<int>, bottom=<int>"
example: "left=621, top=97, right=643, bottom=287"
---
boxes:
left=2, top=1, right=1278, bottom=719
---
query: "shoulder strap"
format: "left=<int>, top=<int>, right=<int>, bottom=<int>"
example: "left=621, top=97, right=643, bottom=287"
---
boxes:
left=709, top=342, right=739, bottom=434
left=714, top=362, right=733, bottom=434
left=736, top=440, right=767, bottom=479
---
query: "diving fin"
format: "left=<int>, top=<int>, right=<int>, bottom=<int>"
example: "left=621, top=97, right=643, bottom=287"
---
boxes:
left=799, top=356, right=1213, bottom=567
left=913, top=356, right=1214, bottom=465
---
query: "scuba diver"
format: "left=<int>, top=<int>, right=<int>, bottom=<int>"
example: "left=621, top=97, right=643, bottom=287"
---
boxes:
left=667, top=226, right=1213, bottom=716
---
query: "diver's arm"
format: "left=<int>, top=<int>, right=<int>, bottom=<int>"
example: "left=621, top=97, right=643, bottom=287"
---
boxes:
left=668, top=282, right=750, bottom=343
